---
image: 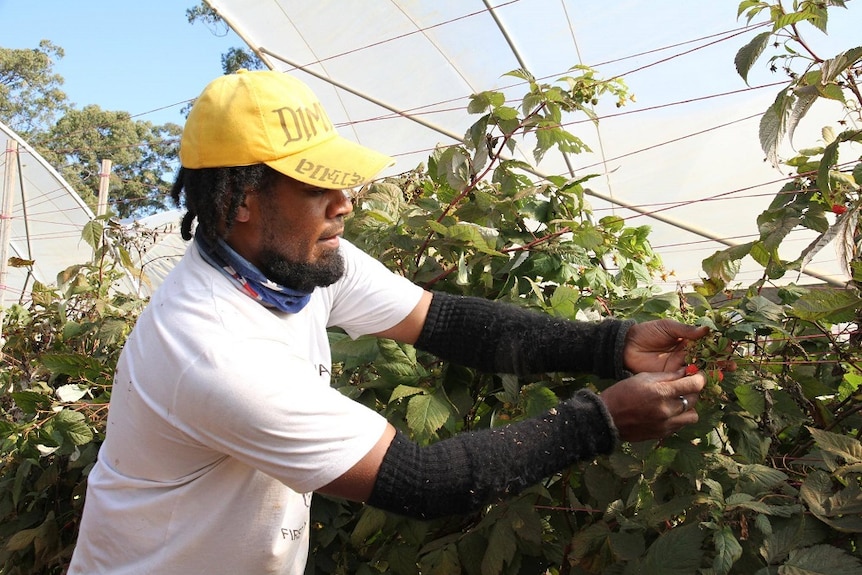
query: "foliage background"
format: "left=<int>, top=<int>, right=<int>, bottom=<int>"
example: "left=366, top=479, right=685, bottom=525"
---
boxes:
left=1, top=1, right=861, bottom=574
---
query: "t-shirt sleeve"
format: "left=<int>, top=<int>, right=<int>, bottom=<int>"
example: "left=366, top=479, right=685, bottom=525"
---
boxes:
left=170, top=337, right=388, bottom=494
left=326, top=239, right=424, bottom=339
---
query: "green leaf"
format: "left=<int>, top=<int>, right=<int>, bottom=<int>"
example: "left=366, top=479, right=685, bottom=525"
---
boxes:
left=735, top=32, right=771, bottom=84
left=807, top=427, right=862, bottom=463
left=735, top=385, right=765, bottom=415
left=350, top=506, right=387, bottom=547
left=800, top=469, right=862, bottom=532
left=738, top=464, right=788, bottom=490
left=772, top=11, right=813, bottom=31
left=11, top=390, right=53, bottom=414
left=787, top=84, right=819, bottom=143
left=608, top=530, right=645, bottom=561
left=817, top=138, right=842, bottom=202
left=548, top=285, right=580, bottom=318
left=330, top=334, right=380, bottom=370
left=53, top=408, right=94, bottom=446
left=41, top=353, right=103, bottom=380
left=702, top=243, right=751, bottom=282
left=98, top=317, right=129, bottom=346
left=790, top=288, right=862, bottom=322
left=760, top=90, right=793, bottom=167
left=468, top=90, right=505, bottom=114
left=639, top=524, right=705, bottom=575
left=81, top=219, right=103, bottom=251
left=406, top=392, right=451, bottom=436
left=712, top=526, right=742, bottom=575
left=781, top=544, right=862, bottom=575
left=481, top=520, right=517, bottom=575
left=422, top=544, right=461, bottom=575
left=389, top=385, right=424, bottom=403
left=761, top=516, right=804, bottom=564
left=521, top=384, right=559, bottom=418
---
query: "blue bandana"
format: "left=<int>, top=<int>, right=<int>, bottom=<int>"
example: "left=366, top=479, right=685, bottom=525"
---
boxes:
left=194, top=233, right=312, bottom=313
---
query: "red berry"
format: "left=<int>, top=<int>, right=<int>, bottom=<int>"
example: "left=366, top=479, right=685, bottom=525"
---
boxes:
left=709, top=369, right=724, bottom=382
left=832, top=204, right=847, bottom=215
left=685, top=364, right=699, bottom=375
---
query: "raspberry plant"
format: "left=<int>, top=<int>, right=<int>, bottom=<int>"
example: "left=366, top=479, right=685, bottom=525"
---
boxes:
left=2, top=2, right=861, bottom=574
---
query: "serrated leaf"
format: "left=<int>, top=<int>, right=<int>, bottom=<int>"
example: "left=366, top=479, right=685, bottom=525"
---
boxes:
left=738, top=464, right=789, bottom=489
left=40, top=353, right=103, bottom=380
left=609, top=530, right=645, bottom=561
left=53, top=409, right=94, bottom=446
left=98, top=317, right=129, bottom=345
left=702, top=244, right=750, bottom=282
left=761, top=516, right=804, bottom=564
left=389, top=385, right=424, bottom=403
left=350, top=506, right=387, bottom=547
left=735, top=385, right=765, bottom=415
left=789, top=288, right=862, bottom=322
left=713, top=526, right=742, bottom=575
left=521, top=384, right=559, bottom=418
left=817, top=139, right=842, bottom=202
left=422, top=544, right=461, bottom=575
left=781, top=544, right=862, bottom=575
left=807, top=427, right=862, bottom=463
left=788, top=85, right=819, bottom=143
left=406, top=392, right=451, bottom=436
left=639, top=524, right=705, bottom=575
left=508, top=499, right=544, bottom=545
left=772, top=11, right=812, bottom=31
left=735, top=32, right=771, bottom=84
left=11, top=390, right=52, bottom=414
left=330, top=334, right=380, bottom=370
left=81, top=219, right=103, bottom=251
left=760, top=90, right=793, bottom=167
left=500, top=374, right=520, bottom=403
left=798, top=225, right=840, bottom=275
left=481, top=520, right=517, bottom=575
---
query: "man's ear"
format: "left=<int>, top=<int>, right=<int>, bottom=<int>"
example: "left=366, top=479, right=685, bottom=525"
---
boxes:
left=233, top=190, right=255, bottom=223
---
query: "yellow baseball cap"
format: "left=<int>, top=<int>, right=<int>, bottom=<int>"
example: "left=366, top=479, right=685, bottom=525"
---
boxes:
left=179, top=69, right=395, bottom=189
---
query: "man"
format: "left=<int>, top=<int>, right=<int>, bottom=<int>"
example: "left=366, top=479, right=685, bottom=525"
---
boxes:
left=68, top=70, right=707, bottom=574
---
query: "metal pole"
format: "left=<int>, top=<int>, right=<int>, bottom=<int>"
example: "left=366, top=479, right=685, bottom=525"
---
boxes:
left=0, top=140, right=20, bottom=349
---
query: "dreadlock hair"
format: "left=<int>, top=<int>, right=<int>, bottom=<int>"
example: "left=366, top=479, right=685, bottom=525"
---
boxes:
left=170, top=165, right=279, bottom=243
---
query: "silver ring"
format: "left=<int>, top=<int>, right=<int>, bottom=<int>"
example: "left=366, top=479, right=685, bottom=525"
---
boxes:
left=679, top=395, right=689, bottom=413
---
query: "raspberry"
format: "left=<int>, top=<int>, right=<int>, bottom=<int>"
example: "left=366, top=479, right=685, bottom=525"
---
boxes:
left=832, top=204, right=848, bottom=215
left=685, top=364, right=699, bottom=376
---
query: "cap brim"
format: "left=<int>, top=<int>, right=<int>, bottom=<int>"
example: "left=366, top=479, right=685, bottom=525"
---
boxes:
left=266, top=135, right=395, bottom=190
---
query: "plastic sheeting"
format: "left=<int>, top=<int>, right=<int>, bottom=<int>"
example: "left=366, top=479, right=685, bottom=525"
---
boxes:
left=199, top=0, right=856, bottom=289
left=0, top=120, right=96, bottom=306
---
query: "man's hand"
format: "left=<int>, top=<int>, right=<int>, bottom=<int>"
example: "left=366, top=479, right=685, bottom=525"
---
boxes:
left=599, top=370, right=706, bottom=442
left=623, top=319, right=709, bottom=374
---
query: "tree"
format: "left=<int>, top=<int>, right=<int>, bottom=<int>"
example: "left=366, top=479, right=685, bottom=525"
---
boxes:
left=0, top=43, right=180, bottom=218
left=33, top=106, right=181, bottom=218
left=0, top=41, right=68, bottom=138
left=186, top=3, right=266, bottom=74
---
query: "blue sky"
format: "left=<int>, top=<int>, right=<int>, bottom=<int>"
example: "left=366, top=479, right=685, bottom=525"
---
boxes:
left=0, top=0, right=239, bottom=126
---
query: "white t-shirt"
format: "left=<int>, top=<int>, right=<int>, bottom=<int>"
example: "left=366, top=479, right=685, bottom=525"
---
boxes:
left=68, top=239, right=424, bottom=575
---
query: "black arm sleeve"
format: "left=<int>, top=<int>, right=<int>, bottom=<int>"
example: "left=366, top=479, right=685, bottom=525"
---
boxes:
left=367, top=389, right=617, bottom=520
left=414, top=292, right=634, bottom=380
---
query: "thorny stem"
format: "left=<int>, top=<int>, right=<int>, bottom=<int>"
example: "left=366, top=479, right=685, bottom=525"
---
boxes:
left=411, top=103, right=548, bottom=276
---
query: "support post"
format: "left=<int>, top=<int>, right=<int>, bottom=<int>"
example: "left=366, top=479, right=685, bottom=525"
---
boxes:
left=97, top=159, right=112, bottom=216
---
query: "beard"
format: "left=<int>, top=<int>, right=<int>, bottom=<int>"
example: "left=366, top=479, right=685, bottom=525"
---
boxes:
left=257, top=246, right=345, bottom=293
